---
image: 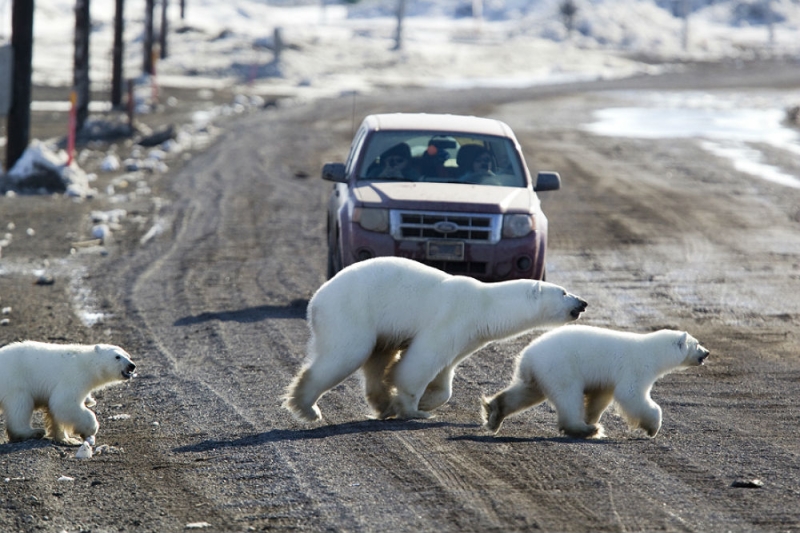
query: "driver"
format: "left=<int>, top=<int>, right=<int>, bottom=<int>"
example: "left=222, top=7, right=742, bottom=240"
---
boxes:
left=457, top=145, right=497, bottom=184
left=369, top=143, right=417, bottom=179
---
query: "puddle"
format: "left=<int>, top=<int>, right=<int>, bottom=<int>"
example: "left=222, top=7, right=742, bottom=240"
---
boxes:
left=584, top=92, right=800, bottom=189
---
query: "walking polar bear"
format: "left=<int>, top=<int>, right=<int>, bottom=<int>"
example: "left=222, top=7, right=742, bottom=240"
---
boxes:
left=482, top=325, right=709, bottom=438
left=284, top=257, right=588, bottom=422
left=0, top=341, right=137, bottom=445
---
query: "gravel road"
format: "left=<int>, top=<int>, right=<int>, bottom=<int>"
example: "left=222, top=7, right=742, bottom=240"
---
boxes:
left=1, top=60, right=799, bottom=532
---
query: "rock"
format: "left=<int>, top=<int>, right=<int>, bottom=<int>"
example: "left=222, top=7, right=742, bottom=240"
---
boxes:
left=75, top=442, right=93, bottom=459
left=138, top=125, right=175, bottom=147
left=731, top=478, right=763, bottom=488
left=35, top=275, right=55, bottom=286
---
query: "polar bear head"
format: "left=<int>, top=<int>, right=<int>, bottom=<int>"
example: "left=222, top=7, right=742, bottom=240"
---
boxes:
left=528, top=281, right=588, bottom=326
left=93, top=344, right=137, bottom=383
left=677, top=332, right=710, bottom=367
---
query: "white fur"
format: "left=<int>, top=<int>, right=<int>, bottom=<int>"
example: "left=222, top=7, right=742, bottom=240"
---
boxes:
left=482, top=325, right=709, bottom=438
left=284, top=257, right=587, bottom=422
left=0, top=341, right=136, bottom=445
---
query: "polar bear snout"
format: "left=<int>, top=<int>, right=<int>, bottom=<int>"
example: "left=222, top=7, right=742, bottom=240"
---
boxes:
left=569, top=297, right=589, bottom=319
left=696, top=347, right=710, bottom=365
left=121, top=361, right=137, bottom=379
left=112, top=350, right=137, bottom=379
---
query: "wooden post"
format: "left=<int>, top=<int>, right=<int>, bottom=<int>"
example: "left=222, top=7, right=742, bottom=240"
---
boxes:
left=151, top=47, right=159, bottom=106
left=144, top=0, right=155, bottom=74
left=5, top=0, right=34, bottom=172
left=160, top=0, right=168, bottom=59
left=111, top=0, right=125, bottom=108
left=73, top=0, right=91, bottom=132
left=681, top=0, right=690, bottom=51
left=273, top=27, right=283, bottom=64
left=127, top=78, right=135, bottom=130
left=392, top=0, right=406, bottom=51
left=66, top=90, right=77, bottom=166
left=766, top=0, right=775, bottom=47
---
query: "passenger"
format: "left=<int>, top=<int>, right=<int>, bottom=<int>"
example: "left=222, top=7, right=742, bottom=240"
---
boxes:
left=368, top=143, right=418, bottom=179
left=418, top=139, right=454, bottom=178
left=457, top=145, right=498, bottom=184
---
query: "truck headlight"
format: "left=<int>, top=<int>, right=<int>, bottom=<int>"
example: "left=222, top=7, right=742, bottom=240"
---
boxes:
left=502, top=214, right=535, bottom=238
left=353, top=207, right=389, bottom=233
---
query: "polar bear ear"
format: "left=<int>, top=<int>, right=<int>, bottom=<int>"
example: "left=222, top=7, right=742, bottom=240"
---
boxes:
left=677, top=332, right=689, bottom=353
left=94, top=344, right=102, bottom=353
left=527, top=282, right=542, bottom=300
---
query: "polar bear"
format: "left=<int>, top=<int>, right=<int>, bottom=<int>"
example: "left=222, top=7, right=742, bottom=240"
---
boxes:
left=0, top=341, right=137, bottom=445
left=284, top=257, right=588, bottom=422
left=482, top=325, right=709, bottom=438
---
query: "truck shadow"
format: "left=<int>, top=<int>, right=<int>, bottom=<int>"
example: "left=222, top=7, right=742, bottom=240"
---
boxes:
left=173, top=299, right=307, bottom=326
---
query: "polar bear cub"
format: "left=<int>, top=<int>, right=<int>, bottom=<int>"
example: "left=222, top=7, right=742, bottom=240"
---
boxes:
left=482, top=325, right=709, bottom=438
left=284, top=257, right=588, bottom=422
left=0, top=341, right=137, bottom=445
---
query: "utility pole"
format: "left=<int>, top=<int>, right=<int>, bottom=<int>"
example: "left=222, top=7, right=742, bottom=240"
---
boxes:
left=144, top=0, right=155, bottom=74
left=111, top=0, right=124, bottom=107
left=6, top=0, right=34, bottom=172
left=680, top=0, right=690, bottom=51
left=160, top=0, right=168, bottom=59
left=74, top=0, right=91, bottom=131
left=765, top=0, right=775, bottom=47
left=392, top=0, right=406, bottom=51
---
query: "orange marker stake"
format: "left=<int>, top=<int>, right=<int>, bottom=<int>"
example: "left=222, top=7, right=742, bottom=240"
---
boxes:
left=151, top=48, right=159, bottom=106
left=66, top=90, right=77, bottom=167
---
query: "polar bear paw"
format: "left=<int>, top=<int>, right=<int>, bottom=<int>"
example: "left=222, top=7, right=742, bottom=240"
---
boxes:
left=378, top=402, right=433, bottom=421
left=386, top=409, right=433, bottom=420
left=480, top=395, right=504, bottom=434
left=52, top=435, right=85, bottom=447
left=283, top=397, right=322, bottom=422
left=560, top=423, right=604, bottom=439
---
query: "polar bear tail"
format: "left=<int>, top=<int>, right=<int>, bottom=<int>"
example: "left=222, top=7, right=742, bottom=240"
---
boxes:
left=282, top=368, right=323, bottom=422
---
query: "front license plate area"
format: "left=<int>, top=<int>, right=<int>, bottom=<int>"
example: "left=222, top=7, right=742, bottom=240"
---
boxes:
left=426, top=241, right=464, bottom=261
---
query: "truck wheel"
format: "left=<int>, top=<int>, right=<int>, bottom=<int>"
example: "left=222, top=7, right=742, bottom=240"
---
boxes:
left=327, top=233, right=343, bottom=279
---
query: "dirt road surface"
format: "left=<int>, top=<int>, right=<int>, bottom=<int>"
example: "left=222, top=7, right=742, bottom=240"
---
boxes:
left=1, top=61, right=799, bottom=532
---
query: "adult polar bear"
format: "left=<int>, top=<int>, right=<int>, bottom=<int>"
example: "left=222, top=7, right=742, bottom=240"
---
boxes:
left=482, top=325, right=709, bottom=438
left=284, top=257, right=588, bottom=422
left=0, top=341, right=137, bottom=445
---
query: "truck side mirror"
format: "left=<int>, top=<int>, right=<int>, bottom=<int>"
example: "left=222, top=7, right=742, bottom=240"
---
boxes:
left=321, top=163, right=347, bottom=183
left=534, top=171, right=561, bottom=192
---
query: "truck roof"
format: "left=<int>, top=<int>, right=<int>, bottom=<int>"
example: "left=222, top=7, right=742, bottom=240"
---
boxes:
left=362, top=113, right=515, bottom=138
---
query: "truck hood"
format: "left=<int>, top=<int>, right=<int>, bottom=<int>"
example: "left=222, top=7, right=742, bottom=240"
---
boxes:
left=352, top=181, right=539, bottom=214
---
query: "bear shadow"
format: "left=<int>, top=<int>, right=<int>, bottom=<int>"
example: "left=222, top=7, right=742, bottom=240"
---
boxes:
left=173, top=299, right=307, bottom=326
left=173, top=419, right=474, bottom=454
left=448, top=434, right=622, bottom=444
left=0, top=439, right=58, bottom=455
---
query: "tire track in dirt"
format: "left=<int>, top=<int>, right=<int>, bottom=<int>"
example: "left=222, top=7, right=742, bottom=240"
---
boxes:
left=49, top=70, right=800, bottom=531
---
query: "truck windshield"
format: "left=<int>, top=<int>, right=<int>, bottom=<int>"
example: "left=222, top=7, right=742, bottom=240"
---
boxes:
left=357, top=131, right=527, bottom=187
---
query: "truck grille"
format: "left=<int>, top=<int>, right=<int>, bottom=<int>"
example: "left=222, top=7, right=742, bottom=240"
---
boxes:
left=421, top=260, right=487, bottom=275
left=390, top=211, right=501, bottom=243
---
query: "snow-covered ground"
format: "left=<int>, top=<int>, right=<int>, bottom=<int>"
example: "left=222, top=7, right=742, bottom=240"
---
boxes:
left=1, top=0, right=798, bottom=97
left=1, top=0, right=799, bottom=193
